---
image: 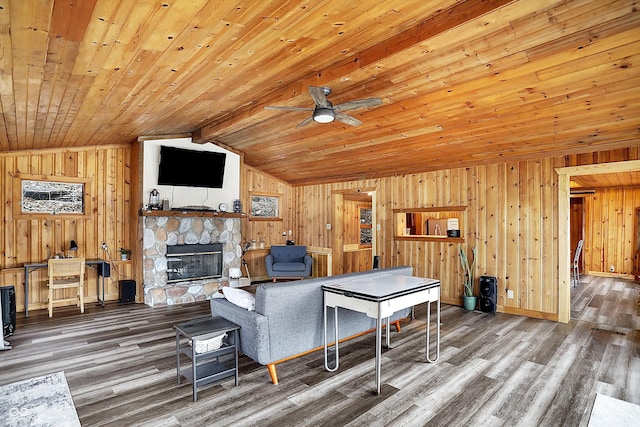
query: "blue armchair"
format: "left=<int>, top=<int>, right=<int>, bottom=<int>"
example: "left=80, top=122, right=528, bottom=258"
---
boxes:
left=265, top=245, right=312, bottom=281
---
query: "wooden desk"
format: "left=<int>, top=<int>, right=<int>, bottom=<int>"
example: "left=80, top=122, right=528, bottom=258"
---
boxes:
left=23, top=258, right=108, bottom=317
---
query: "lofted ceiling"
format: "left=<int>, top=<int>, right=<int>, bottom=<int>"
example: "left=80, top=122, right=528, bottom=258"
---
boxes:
left=1, top=0, right=639, bottom=186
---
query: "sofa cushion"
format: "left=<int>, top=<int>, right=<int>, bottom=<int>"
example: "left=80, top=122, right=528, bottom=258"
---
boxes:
left=272, top=262, right=307, bottom=272
left=269, top=245, right=307, bottom=263
left=222, top=287, right=255, bottom=311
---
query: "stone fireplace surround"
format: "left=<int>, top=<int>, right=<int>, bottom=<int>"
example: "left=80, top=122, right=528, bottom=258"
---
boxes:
left=142, top=215, right=242, bottom=306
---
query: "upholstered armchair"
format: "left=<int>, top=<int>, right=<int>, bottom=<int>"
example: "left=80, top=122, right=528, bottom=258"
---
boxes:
left=265, top=245, right=312, bottom=281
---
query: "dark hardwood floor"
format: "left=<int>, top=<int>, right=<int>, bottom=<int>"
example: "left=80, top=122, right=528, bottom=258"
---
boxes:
left=1, top=275, right=638, bottom=426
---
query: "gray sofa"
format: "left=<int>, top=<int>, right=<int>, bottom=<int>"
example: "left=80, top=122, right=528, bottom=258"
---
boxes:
left=210, top=266, right=413, bottom=384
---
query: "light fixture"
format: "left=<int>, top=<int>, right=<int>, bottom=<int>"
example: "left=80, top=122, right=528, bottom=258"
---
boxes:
left=312, top=106, right=335, bottom=123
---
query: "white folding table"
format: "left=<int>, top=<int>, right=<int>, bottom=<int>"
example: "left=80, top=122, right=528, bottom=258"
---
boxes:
left=322, top=274, right=440, bottom=394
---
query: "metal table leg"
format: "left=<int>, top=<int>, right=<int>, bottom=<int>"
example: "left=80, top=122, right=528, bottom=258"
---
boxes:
left=324, top=303, right=340, bottom=372
left=425, top=297, right=440, bottom=363
left=375, top=303, right=382, bottom=394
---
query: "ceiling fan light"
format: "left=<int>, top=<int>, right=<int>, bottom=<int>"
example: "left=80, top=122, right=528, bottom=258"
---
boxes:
left=313, top=107, right=335, bottom=123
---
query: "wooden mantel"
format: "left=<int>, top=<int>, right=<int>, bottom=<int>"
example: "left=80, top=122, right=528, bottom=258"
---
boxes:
left=140, top=210, right=246, bottom=219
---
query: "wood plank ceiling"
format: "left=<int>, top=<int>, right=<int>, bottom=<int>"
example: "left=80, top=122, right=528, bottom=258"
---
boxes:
left=1, top=0, right=639, bottom=185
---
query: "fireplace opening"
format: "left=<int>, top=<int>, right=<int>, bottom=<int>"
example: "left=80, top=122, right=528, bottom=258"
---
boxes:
left=166, top=243, right=223, bottom=283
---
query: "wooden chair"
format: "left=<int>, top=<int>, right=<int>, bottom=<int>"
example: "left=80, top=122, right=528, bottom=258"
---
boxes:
left=571, top=239, right=584, bottom=287
left=47, top=258, right=85, bottom=317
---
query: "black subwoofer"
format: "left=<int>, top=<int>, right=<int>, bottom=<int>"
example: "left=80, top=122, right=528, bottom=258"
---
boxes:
left=479, top=276, right=497, bottom=313
left=119, top=280, right=136, bottom=304
left=1, top=286, right=16, bottom=337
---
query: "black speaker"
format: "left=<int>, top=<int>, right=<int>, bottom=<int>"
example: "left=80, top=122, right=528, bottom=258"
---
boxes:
left=372, top=256, right=380, bottom=269
left=479, top=276, right=497, bottom=313
left=119, top=280, right=136, bottom=304
left=1, top=286, right=16, bottom=337
left=97, top=262, right=111, bottom=278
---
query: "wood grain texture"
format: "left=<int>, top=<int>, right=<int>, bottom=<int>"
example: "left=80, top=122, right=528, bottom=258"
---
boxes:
left=0, top=145, right=134, bottom=310
left=1, top=275, right=637, bottom=426
left=1, top=1, right=638, bottom=186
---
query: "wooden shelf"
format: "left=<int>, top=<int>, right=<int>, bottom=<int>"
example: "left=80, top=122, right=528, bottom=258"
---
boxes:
left=140, top=210, right=246, bottom=218
left=395, top=235, right=464, bottom=243
left=394, top=206, right=467, bottom=241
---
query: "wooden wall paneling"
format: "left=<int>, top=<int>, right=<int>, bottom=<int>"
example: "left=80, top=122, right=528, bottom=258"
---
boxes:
left=590, top=190, right=603, bottom=272
left=505, top=162, right=521, bottom=309
left=624, top=188, right=639, bottom=274
left=530, top=160, right=543, bottom=311
left=541, top=157, right=557, bottom=311
left=472, top=165, right=486, bottom=300
left=518, top=161, right=530, bottom=310
left=331, top=193, right=344, bottom=276
left=484, top=163, right=501, bottom=306
left=496, top=163, right=508, bottom=308
left=0, top=146, right=133, bottom=313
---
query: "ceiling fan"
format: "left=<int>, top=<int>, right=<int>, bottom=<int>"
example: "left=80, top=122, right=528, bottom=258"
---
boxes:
left=264, top=86, right=382, bottom=128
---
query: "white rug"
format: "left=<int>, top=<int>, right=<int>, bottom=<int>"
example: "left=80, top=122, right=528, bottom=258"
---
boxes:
left=0, top=371, right=80, bottom=427
left=588, top=393, right=640, bottom=427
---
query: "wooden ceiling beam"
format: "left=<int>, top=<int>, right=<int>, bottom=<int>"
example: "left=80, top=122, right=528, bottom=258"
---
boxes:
left=193, top=0, right=515, bottom=143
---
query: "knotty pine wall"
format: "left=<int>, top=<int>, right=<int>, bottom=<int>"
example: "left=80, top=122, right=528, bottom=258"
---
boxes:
left=241, top=165, right=296, bottom=279
left=291, top=148, right=639, bottom=321
left=0, top=145, right=134, bottom=313
left=582, top=187, right=640, bottom=275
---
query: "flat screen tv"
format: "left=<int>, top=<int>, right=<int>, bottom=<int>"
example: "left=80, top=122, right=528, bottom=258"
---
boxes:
left=158, top=146, right=226, bottom=188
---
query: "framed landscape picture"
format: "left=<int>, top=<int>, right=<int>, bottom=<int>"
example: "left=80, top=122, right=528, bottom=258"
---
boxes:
left=13, top=174, right=91, bottom=219
left=250, top=193, right=282, bottom=221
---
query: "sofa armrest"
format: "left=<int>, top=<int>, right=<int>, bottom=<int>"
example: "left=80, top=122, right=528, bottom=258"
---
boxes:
left=265, top=254, right=275, bottom=276
left=210, top=298, right=271, bottom=365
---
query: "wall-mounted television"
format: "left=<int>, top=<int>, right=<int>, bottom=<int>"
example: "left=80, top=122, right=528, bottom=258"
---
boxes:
left=158, top=146, right=226, bottom=188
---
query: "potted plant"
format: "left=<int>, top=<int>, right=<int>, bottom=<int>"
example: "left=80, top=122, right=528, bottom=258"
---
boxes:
left=459, top=245, right=477, bottom=310
left=120, top=248, right=130, bottom=261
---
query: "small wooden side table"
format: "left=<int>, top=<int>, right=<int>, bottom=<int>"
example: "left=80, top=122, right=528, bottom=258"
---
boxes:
left=174, top=316, right=240, bottom=401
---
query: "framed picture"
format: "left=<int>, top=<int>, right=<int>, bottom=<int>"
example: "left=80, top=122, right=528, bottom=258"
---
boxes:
left=250, top=193, right=281, bottom=220
left=12, top=174, right=92, bottom=219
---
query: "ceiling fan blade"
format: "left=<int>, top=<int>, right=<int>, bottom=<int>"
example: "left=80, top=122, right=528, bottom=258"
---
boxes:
left=264, top=106, right=313, bottom=111
left=335, top=112, right=363, bottom=127
left=308, top=86, right=331, bottom=108
left=296, top=116, right=314, bottom=128
left=334, top=98, right=382, bottom=111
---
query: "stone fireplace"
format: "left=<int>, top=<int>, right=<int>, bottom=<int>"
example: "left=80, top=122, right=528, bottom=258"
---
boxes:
left=142, top=215, right=242, bottom=306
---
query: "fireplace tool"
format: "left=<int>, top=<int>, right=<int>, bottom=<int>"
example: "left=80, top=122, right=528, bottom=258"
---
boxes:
left=241, top=242, right=251, bottom=283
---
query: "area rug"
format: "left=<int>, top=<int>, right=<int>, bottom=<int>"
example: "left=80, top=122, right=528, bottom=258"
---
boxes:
left=0, top=371, right=80, bottom=427
left=588, top=393, right=640, bottom=427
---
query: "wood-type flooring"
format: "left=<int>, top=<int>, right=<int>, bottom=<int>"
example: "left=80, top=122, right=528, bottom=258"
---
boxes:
left=1, top=275, right=638, bottom=426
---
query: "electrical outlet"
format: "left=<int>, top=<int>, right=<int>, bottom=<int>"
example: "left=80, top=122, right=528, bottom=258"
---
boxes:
left=101, top=242, right=108, bottom=251
left=507, top=289, right=514, bottom=299
left=326, top=223, right=331, bottom=230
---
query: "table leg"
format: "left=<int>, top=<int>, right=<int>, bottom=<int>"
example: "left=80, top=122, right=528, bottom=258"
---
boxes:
left=233, top=330, right=239, bottom=386
left=192, top=340, right=197, bottom=401
left=324, top=302, right=340, bottom=372
left=375, top=303, right=382, bottom=395
left=425, top=297, right=440, bottom=363
left=24, top=267, right=30, bottom=318
left=176, top=331, right=181, bottom=385
left=385, top=316, right=391, bottom=349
